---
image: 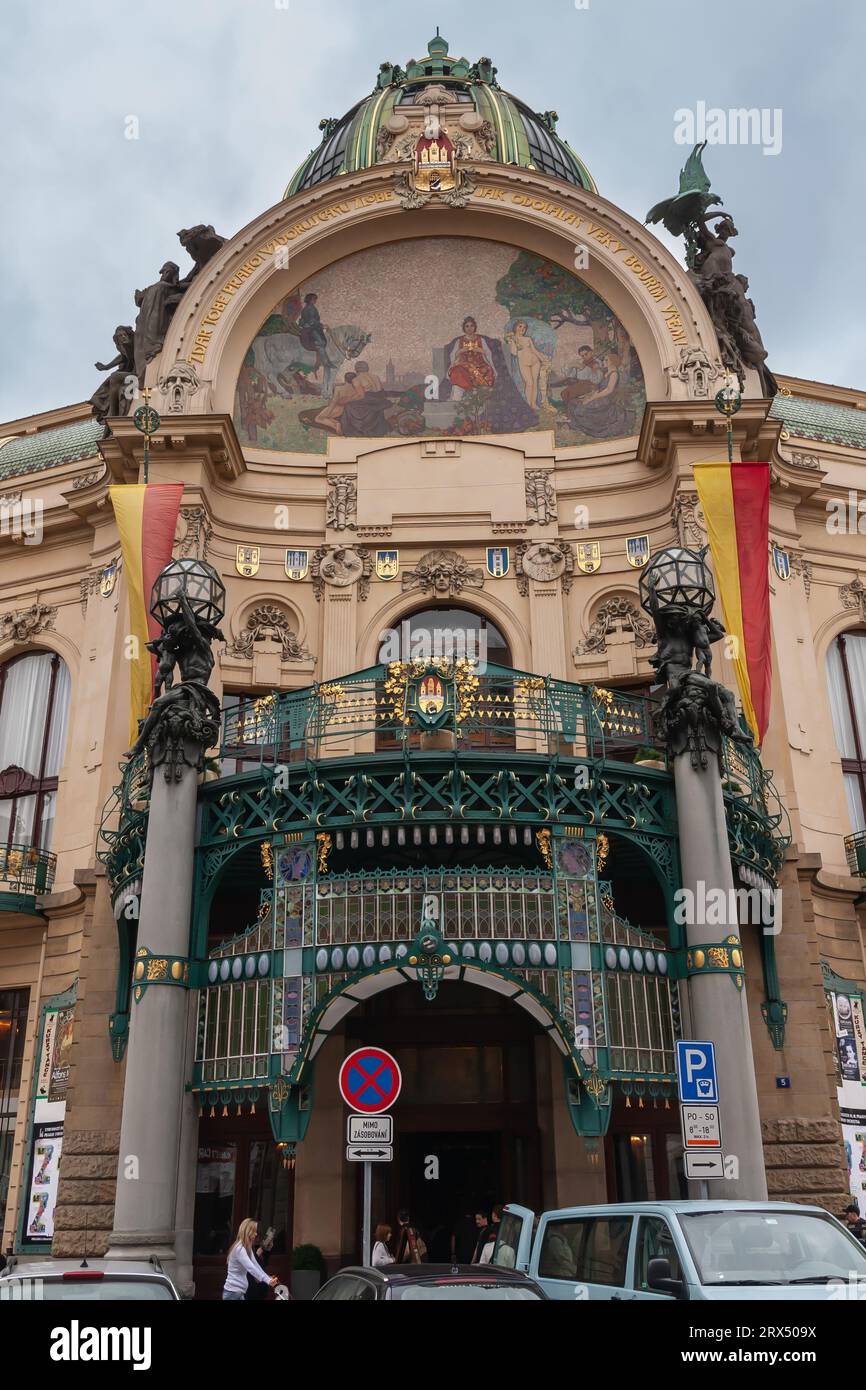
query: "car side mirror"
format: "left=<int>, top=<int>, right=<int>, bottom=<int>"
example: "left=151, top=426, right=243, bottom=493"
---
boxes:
left=646, top=1256, right=687, bottom=1300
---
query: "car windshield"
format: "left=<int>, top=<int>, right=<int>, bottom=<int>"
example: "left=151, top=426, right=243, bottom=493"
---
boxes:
left=395, top=1281, right=542, bottom=1301
left=5, top=1277, right=175, bottom=1300
left=680, top=1210, right=866, bottom=1286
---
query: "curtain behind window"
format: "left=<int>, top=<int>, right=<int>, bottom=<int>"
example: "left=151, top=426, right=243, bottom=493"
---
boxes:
left=0, top=654, right=54, bottom=774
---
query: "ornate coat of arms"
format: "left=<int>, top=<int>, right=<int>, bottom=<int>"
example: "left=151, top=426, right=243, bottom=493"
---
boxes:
left=772, top=544, right=791, bottom=581
left=575, top=542, right=601, bottom=574
left=486, top=546, right=509, bottom=577
left=409, top=671, right=452, bottom=729
left=99, top=559, right=119, bottom=596
left=626, top=535, right=650, bottom=568
left=284, top=549, right=308, bottom=580
left=376, top=549, right=399, bottom=581
left=394, top=124, right=477, bottom=210
left=236, top=545, right=260, bottom=578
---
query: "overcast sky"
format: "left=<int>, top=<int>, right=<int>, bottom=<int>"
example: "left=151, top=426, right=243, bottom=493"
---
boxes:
left=1, top=0, right=863, bottom=423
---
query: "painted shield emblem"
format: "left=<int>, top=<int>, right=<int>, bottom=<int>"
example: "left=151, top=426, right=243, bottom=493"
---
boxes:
left=285, top=549, right=308, bottom=580
left=99, top=559, right=118, bottom=597
left=420, top=674, right=446, bottom=719
left=575, top=542, right=601, bottom=574
left=376, top=549, right=399, bottom=581
left=772, top=544, right=791, bottom=581
left=626, top=535, right=650, bottom=568
left=486, top=546, right=509, bottom=577
left=236, top=545, right=260, bottom=578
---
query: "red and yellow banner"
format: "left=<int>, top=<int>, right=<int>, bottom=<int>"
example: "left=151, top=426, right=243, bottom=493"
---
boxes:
left=109, top=484, right=184, bottom=743
left=693, top=462, right=771, bottom=745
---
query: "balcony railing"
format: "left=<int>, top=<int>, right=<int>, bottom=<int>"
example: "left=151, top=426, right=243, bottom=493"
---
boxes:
left=220, top=661, right=662, bottom=769
left=845, top=831, right=866, bottom=877
left=0, top=842, right=56, bottom=897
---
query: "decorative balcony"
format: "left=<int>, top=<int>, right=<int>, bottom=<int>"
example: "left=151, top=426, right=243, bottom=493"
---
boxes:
left=97, top=658, right=791, bottom=1133
left=845, top=831, right=866, bottom=878
left=0, top=841, right=56, bottom=908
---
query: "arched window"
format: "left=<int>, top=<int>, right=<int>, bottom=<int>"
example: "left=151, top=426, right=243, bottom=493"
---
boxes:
left=377, top=607, right=513, bottom=751
left=826, top=632, right=866, bottom=832
left=377, top=606, right=511, bottom=669
left=0, top=652, right=70, bottom=852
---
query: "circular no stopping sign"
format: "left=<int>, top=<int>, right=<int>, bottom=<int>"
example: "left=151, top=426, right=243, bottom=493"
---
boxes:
left=339, top=1046, right=402, bottom=1114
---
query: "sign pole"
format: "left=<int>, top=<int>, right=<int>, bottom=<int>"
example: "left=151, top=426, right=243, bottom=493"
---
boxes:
left=362, top=1161, right=372, bottom=1266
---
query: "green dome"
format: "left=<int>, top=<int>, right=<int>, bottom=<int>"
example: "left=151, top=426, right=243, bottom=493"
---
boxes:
left=284, top=32, right=595, bottom=198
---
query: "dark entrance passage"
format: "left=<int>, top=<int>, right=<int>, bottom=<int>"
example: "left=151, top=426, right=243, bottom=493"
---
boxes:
left=399, top=1131, right=500, bottom=1261
left=350, top=981, right=544, bottom=1262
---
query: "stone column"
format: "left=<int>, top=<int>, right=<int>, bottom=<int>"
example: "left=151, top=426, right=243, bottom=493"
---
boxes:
left=105, top=743, right=200, bottom=1274
left=673, top=754, right=768, bottom=1199
left=640, top=545, right=768, bottom=1199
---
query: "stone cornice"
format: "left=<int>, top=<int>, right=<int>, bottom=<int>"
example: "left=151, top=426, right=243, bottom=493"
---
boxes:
left=98, top=414, right=246, bottom=485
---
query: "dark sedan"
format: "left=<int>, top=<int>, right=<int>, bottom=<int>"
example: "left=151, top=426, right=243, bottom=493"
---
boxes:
left=314, top=1263, right=547, bottom=1301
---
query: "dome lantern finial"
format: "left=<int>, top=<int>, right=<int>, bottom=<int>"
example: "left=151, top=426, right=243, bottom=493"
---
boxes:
left=427, top=29, right=448, bottom=58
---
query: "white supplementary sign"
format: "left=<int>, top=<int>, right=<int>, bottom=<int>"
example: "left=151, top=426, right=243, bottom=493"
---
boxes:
left=684, top=1152, right=726, bottom=1180
left=680, top=1104, right=722, bottom=1149
left=348, top=1114, right=393, bottom=1145
left=346, top=1144, right=393, bottom=1163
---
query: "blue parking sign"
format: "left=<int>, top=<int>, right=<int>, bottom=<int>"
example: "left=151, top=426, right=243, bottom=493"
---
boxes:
left=675, top=1041, right=719, bottom=1104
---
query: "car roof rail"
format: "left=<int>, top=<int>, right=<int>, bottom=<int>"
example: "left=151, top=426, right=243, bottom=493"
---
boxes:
left=148, top=1253, right=165, bottom=1273
left=2, top=1255, right=17, bottom=1273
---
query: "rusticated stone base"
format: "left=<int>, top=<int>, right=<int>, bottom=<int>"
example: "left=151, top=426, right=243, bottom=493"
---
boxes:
left=762, top=1118, right=850, bottom=1214
left=51, top=1130, right=119, bottom=1258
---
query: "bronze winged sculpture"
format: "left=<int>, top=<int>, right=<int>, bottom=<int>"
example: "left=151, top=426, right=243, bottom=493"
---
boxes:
left=646, top=143, right=777, bottom=396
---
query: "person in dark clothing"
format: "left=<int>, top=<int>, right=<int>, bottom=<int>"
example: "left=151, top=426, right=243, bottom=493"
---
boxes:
left=395, top=1208, right=427, bottom=1263
left=471, top=1209, right=493, bottom=1264
left=245, top=1226, right=277, bottom=1300
left=843, top=1202, right=866, bottom=1245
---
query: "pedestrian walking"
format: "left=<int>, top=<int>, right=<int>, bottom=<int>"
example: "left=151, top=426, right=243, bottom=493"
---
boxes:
left=371, top=1223, right=394, bottom=1267
left=245, top=1225, right=277, bottom=1300
left=222, top=1218, right=279, bottom=1300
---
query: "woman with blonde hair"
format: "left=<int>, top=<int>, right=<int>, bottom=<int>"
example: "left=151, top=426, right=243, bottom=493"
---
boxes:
left=222, top=1218, right=279, bottom=1301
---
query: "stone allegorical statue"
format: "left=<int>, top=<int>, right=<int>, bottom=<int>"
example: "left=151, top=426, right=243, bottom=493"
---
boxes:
left=133, top=261, right=185, bottom=382
left=646, top=142, right=777, bottom=397
left=90, top=224, right=226, bottom=425
left=176, top=224, right=227, bottom=289
left=90, top=325, right=136, bottom=424
left=128, top=591, right=225, bottom=780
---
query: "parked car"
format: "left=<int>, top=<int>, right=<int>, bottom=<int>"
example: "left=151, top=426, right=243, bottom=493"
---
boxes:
left=492, top=1200, right=866, bottom=1301
left=0, top=1255, right=180, bottom=1300
left=313, top=1263, right=548, bottom=1301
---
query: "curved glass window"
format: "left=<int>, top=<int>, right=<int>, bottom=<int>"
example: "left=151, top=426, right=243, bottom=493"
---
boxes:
left=516, top=104, right=582, bottom=185
left=294, top=106, right=360, bottom=192
left=0, top=652, right=70, bottom=851
left=826, top=632, right=866, bottom=831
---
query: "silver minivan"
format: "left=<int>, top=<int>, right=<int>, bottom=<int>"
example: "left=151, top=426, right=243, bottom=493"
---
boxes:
left=492, top=1200, right=866, bottom=1301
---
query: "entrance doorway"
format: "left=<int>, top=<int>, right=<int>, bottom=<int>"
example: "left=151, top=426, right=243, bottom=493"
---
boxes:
left=399, top=1132, right=499, bottom=1261
left=350, top=980, right=544, bottom=1262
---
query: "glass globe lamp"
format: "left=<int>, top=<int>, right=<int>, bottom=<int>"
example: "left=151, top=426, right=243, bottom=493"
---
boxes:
left=150, top=558, right=226, bottom=629
left=639, top=546, right=714, bottom=617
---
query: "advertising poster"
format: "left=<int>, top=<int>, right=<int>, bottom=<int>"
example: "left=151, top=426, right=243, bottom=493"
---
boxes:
left=24, top=1121, right=64, bottom=1242
left=21, top=1001, right=73, bottom=1246
left=829, top=989, right=866, bottom=1206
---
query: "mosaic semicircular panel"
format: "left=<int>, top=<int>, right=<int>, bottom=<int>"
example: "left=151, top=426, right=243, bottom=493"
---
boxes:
left=233, top=237, right=645, bottom=453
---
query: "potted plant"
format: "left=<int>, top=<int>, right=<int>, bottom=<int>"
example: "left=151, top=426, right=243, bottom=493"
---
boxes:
left=632, top=744, right=666, bottom=770
left=291, top=1243, right=327, bottom=1300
